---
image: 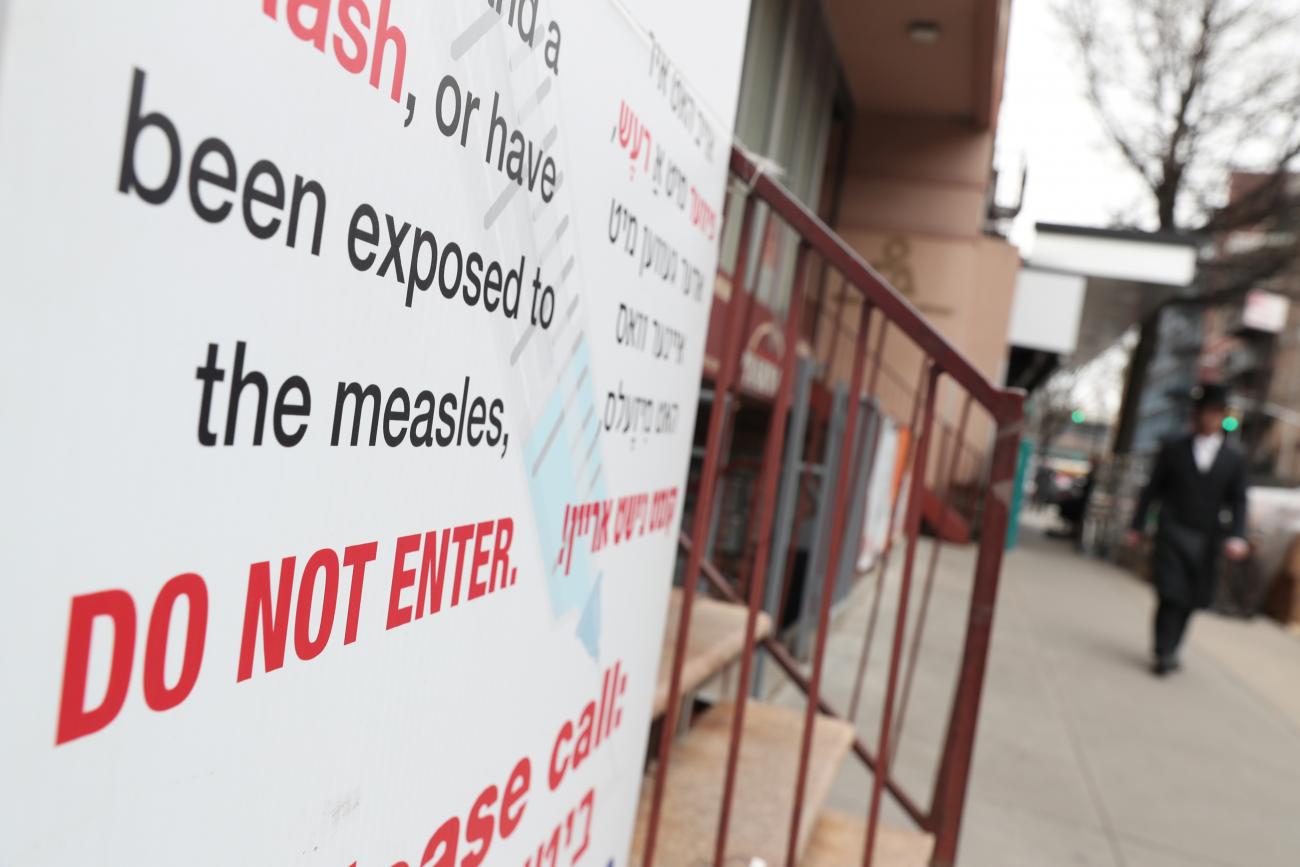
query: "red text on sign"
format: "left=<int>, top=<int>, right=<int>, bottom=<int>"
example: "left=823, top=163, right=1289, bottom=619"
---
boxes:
left=555, top=487, right=679, bottom=575
left=56, top=572, right=209, bottom=745
left=385, top=516, right=517, bottom=630
left=261, top=0, right=408, bottom=103
left=548, top=661, right=628, bottom=790
left=237, top=540, right=378, bottom=681
left=355, top=756, right=530, bottom=867
left=523, top=789, right=594, bottom=867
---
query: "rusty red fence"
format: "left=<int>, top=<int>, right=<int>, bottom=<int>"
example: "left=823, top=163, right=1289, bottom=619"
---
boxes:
left=638, top=145, right=1025, bottom=867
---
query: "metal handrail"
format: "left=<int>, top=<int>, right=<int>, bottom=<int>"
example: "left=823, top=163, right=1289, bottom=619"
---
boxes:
left=641, top=143, right=1026, bottom=867
left=729, top=146, right=1022, bottom=423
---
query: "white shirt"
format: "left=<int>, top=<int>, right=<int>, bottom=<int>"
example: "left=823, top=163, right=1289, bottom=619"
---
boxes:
left=1192, top=433, right=1223, bottom=473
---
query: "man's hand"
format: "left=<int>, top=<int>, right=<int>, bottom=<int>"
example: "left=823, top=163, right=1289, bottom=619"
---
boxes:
left=1124, top=529, right=1143, bottom=548
left=1224, top=537, right=1250, bottom=561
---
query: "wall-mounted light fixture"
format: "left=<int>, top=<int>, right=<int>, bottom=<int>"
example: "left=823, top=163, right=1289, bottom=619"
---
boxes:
left=908, top=20, right=941, bottom=44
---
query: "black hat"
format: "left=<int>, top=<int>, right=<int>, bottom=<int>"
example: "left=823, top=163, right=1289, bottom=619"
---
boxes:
left=1192, top=382, right=1229, bottom=409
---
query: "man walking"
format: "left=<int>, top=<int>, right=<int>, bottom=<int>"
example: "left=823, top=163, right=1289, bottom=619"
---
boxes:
left=1126, top=384, right=1250, bottom=675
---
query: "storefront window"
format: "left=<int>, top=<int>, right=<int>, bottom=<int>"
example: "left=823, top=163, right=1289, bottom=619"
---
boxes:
left=717, top=0, right=843, bottom=317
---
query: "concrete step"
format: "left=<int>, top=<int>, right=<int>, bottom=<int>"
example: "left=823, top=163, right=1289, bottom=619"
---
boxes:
left=653, top=588, right=773, bottom=717
left=803, top=809, right=934, bottom=867
left=631, top=700, right=855, bottom=866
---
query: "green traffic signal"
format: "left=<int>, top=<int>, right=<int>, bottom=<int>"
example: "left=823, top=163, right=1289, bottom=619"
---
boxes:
left=1222, top=416, right=1240, bottom=432
left=1070, top=410, right=1086, bottom=424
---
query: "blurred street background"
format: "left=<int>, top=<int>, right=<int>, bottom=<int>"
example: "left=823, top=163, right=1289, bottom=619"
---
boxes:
left=793, top=512, right=1300, bottom=866
left=674, top=0, right=1300, bottom=862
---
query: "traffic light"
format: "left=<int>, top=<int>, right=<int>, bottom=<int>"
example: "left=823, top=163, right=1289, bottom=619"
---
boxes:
left=1070, top=410, right=1086, bottom=424
left=1222, top=416, right=1240, bottom=432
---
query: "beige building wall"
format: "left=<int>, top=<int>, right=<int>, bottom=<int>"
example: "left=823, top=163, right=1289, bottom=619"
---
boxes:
left=839, top=114, right=994, bottom=238
left=812, top=113, right=1020, bottom=471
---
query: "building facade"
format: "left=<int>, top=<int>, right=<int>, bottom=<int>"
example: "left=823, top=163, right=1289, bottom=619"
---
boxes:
left=687, top=0, right=1019, bottom=612
left=1200, top=173, right=1300, bottom=485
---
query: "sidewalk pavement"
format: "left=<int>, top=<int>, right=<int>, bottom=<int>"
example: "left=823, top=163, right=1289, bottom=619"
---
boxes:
left=782, top=514, right=1300, bottom=866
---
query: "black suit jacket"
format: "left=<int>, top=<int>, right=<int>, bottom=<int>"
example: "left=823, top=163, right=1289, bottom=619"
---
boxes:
left=1131, top=435, right=1247, bottom=537
left=1131, top=435, right=1249, bottom=608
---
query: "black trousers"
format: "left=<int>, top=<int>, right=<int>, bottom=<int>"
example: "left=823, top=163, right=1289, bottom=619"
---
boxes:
left=1154, top=599, right=1193, bottom=661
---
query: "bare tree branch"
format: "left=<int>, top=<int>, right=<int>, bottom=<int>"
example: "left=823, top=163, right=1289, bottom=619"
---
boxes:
left=1055, top=0, right=1300, bottom=232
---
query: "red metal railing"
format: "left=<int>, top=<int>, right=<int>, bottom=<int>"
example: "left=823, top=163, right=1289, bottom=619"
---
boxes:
left=641, top=145, right=1025, bottom=866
